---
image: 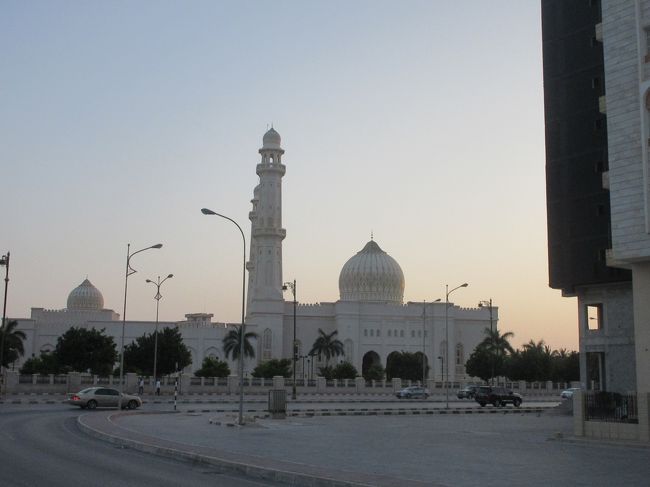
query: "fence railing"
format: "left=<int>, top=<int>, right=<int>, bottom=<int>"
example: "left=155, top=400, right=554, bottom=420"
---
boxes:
left=585, top=392, right=638, bottom=423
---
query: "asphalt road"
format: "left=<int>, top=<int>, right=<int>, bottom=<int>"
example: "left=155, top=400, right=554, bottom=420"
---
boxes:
left=0, top=405, right=283, bottom=487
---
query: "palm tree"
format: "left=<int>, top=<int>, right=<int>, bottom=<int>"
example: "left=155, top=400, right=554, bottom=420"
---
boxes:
left=222, top=327, right=257, bottom=361
left=309, top=329, right=344, bottom=366
left=0, top=320, right=26, bottom=368
left=480, top=328, right=514, bottom=382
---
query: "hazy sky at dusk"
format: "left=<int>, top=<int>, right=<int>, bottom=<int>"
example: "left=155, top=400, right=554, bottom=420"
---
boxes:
left=1, top=1, right=578, bottom=350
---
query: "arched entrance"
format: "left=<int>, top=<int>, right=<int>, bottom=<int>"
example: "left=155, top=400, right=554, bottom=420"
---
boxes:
left=414, top=351, right=429, bottom=380
left=362, top=351, right=381, bottom=377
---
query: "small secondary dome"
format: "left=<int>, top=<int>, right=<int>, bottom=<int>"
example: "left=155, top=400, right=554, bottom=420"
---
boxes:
left=262, top=127, right=282, bottom=150
left=67, top=279, right=104, bottom=310
left=339, top=240, right=405, bottom=304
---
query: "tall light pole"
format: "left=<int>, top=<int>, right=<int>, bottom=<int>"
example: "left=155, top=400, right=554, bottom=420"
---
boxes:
left=119, top=243, right=163, bottom=409
left=422, top=298, right=440, bottom=386
left=282, top=280, right=297, bottom=400
left=445, top=282, right=468, bottom=409
left=146, top=273, right=173, bottom=393
left=479, top=298, right=495, bottom=384
left=201, top=208, right=247, bottom=426
left=0, top=252, right=10, bottom=395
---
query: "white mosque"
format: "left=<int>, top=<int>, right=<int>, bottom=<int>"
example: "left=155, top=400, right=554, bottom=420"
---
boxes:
left=14, top=129, right=495, bottom=380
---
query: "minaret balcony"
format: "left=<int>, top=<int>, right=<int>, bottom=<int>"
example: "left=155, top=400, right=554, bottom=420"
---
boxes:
left=252, top=228, right=286, bottom=239
left=256, top=163, right=286, bottom=177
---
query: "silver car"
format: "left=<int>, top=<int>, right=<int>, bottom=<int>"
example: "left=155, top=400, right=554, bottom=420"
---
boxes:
left=395, top=386, right=429, bottom=399
left=560, top=387, right=581, bottom=399
left=67, top=387, right=142, bottom=410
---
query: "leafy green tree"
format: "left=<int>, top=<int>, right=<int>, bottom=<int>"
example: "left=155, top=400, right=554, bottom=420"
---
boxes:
left=551, top=349, right=579, bottom=383
left=506, top=340, right=552, bottom=382
left=194, top=356, right=230, bottom=378
left=1, top=320, right=26, bottom=367
left=363, top=364, right=385, bottom=381
left=309, top=329, right=344, bottom=366
left=222, top=327, right=257, bottom=361
left=19, top=352, right=60, bottom=375
left=331, top=361, right=358, bottom=380
left=123, top=327, right=191, bottom=377
left=465, top=346, right=495, bottom=382
left=385, top=351, right=426, bottom=381
left=55, top=327, right=117, bottom=376
left=251, top=358, right=291, bottom=378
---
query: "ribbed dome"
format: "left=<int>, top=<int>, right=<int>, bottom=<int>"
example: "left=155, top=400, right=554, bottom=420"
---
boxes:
left=339, top=240, right=405, bottom=304
left=262, top=127, right=282, bottom=150
left=67, top=279, right=104, bottom=310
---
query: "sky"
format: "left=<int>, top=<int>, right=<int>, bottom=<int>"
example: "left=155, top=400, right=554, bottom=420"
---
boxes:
left=0, top=1, right=578, bottom=350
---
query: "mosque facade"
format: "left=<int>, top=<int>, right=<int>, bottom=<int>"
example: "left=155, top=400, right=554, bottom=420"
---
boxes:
left=13, top=129, right=495, bottom=380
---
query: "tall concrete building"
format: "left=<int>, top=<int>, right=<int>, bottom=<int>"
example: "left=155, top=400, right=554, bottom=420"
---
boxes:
left=543, top=0, right=650, bottom=438
left=542, top=0, right=634, bottom=394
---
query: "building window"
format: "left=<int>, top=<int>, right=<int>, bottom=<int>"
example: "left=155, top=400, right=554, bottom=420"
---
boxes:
left=394, top=329, right=398, bottom=337
left=364, top=329, right=368, bottom=337
left=456, top=344, right=464, bottom=366
left=262, top=329, right=272, bottom=360
left=418, top=330, right=422, bottom=338
left=370, top=329, right=374, bottom=337
left=411, top=330, right=415, bottom=338
left=377, top=329, right=381, bottom=337
left=400, top=330, right=404, bottom=338
left=587, top=303, right=603, bottom=331
left=388, top=330, right=392, bottom=337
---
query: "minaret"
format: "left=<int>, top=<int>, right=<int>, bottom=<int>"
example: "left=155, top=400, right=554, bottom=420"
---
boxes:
left=246, top=128, right=286, bottom=310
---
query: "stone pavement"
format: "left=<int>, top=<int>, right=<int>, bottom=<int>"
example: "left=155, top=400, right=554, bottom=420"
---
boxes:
left=77, top=404, right=650, bottom=487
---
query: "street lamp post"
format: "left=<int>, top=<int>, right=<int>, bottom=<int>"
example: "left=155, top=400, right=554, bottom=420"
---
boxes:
left=422, top=298, right=441, bottom=386
left=479, top=298, right=495, bottom=384
left=118, top=243, right=163, bottom=410
left=201, top=208, right=247, bottom=426
left=0, top=252, right=10, bottom=395
left=445, top=282, right=468, bottom=409
left=438, top=356, right=444, bottom=382
left=282, top=280, right=297, bottom=400
left=146, top=274, right=173, bottom=393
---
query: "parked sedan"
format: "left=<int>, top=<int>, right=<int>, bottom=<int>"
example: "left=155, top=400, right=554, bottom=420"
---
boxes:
left=395, top=386, right=429, bottom=399
left=67, top=387, right=142, bottom=410
left=560, top=387, right=581, bottom=399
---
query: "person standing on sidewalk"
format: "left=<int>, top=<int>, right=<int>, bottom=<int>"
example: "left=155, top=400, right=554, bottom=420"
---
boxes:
left=155, top=379, right=161, bottom=396
left=138, top=377, right=144, bottom=395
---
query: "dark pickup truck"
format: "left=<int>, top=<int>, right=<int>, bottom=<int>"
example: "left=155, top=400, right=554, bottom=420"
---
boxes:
left=475, top=386, right=523, bottom=407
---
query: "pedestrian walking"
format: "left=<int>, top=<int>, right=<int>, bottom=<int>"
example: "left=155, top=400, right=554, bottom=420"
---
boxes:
left=155, top=379, right=161, bottom=396
left=138, top=377, right=144, bottom=395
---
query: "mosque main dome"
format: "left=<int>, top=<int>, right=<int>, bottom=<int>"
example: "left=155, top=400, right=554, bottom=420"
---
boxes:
left=67, top=279, right=104, bottom=310
left=338, top=240, right=405, bottom=304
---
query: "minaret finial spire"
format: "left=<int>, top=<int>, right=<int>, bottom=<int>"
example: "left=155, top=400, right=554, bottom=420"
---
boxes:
left=371, top=230, right=374, bottom=241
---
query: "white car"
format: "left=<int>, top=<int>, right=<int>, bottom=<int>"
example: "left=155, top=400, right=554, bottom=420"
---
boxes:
left=560, top=387, right=581, bottom=399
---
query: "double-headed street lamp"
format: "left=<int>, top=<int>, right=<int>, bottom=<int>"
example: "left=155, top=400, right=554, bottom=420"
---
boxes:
left=118, top=243, right=163, bottom=410
left=0, top=252, right=10, bottom=395
left=478, top=298, right=495, bottom=384
left=282, top=280, right=297, bottom=400
left=445, top=282, right=468, bottom=409
left=146, top=274, right=174, bottom=393
left=201, top=208, right=247, bottom=426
